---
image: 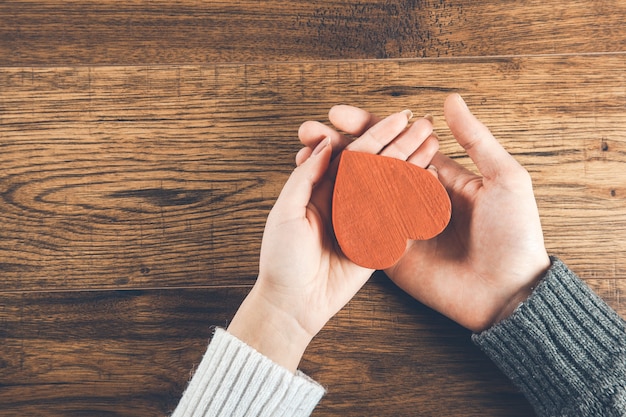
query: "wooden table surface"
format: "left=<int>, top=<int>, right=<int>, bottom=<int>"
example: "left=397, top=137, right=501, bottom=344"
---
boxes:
left=1, top=1, right=625, bottom=416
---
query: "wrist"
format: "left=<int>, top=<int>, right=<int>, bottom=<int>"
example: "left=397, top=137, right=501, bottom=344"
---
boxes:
left=491, top=282, right=538, bottom=328
left=490, top=256, right=551, bottom=329
left=227, top=284, right=314, bottom=373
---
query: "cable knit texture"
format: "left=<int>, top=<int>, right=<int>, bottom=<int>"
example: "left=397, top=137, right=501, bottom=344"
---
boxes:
left=172, top=328, right=325, bottom=417
left=473, top=257, right=626, bottom=417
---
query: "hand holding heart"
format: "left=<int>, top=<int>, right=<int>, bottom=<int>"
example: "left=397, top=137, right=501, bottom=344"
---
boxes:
left=228, top=109, right=439, bottom=372
left=321, top=94, right=551, bottom=332
left=229, top=93, right=551, bottom=375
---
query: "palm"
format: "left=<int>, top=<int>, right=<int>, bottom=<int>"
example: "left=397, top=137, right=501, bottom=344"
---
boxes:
left=258, top=167, right=373, bottom=337
left=318, top=96, right=551, bottom=332
left=259, top=110, right=436, bottom=337
left=386, top=156, right=548, bottom=332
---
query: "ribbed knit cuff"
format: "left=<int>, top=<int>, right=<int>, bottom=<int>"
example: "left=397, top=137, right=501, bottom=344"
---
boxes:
left=172, top=328, right=325, bottom=417
left=472, top=257, right=626, bottom=417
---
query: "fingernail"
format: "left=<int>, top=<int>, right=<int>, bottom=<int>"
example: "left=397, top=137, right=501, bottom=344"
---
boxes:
left=427, top=164, right=438, bottom=173
left=312, top=137, right=331, bottom=156
left=401, top=109, right=413, bottom=120
left=423, top=114, right=434, bottom=123
left=455, top=93, right=469, bottom=109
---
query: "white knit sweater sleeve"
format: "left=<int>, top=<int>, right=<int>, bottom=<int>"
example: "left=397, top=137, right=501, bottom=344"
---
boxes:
left=172, top=328, right=325, bottom=417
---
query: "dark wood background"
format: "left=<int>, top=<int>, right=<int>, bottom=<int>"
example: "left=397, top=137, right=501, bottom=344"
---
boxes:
left=1, top=1, right=625, bottom=416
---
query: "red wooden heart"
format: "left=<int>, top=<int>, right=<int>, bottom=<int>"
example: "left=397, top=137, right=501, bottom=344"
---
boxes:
left=332, top=150, right=451, bottom=269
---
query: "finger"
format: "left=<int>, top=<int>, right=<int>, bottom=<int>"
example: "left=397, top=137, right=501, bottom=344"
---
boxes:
left=379, top=117, right=434, bottom=161
left=347, top=110, right=412, bottom=155
left=298, top=120, right=352, bottom=157
left=430, top=151, right=477, bottom=193
left=444, top=94, right=522, bottom=181
left=328, top=105, right=382, bottom=137
left=276, top=138, right=332, bottom=214
left=426, top=164, right=439, bottom=179
left=295, top=146, right=312, bottom=166
left=406, top=133, right=440, bottom=168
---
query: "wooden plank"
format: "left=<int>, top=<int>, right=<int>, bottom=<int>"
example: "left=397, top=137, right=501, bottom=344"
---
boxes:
left=0, top=287, right=245, bottom=416
left=0, top=280, right=507, bottom=415
left=2, top=55, right=626, bottom=291
left=0, top=276, right=622, bottom=416
left=312, top=275, right=626, bottom=416
left=1, top=0, right=626, bottom=65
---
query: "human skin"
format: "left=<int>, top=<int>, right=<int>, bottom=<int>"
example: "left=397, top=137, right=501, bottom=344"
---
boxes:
left=299, top=94, right=551, bottom=332
left=228, top=94, right=551, bottom=374
left=227, top=110, right=439, bottom=371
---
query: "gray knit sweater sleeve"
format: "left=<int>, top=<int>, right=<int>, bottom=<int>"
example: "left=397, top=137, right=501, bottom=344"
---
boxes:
left=472, top=257, right=626, bottom=416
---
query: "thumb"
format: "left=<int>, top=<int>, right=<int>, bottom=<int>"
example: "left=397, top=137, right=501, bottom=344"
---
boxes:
left=444, top=94, right=522, bottom=181
left=275, top=138, right=332, bottom=214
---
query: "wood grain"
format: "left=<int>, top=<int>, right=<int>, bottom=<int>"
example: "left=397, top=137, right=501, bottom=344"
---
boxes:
left=311, top=275, right=626, bottom=417
left=0, top=287, right=245, bottom=416
left=0, top=275, right=622, bottom=416
left=2, top=5, right=626, bottom=413
left=1, top=0, right=626, bottom=65
left=2, top=55, right=626, bottom=292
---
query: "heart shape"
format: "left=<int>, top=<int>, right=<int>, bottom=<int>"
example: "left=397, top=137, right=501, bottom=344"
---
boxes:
left=332, top=150, right=451, bottom=269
